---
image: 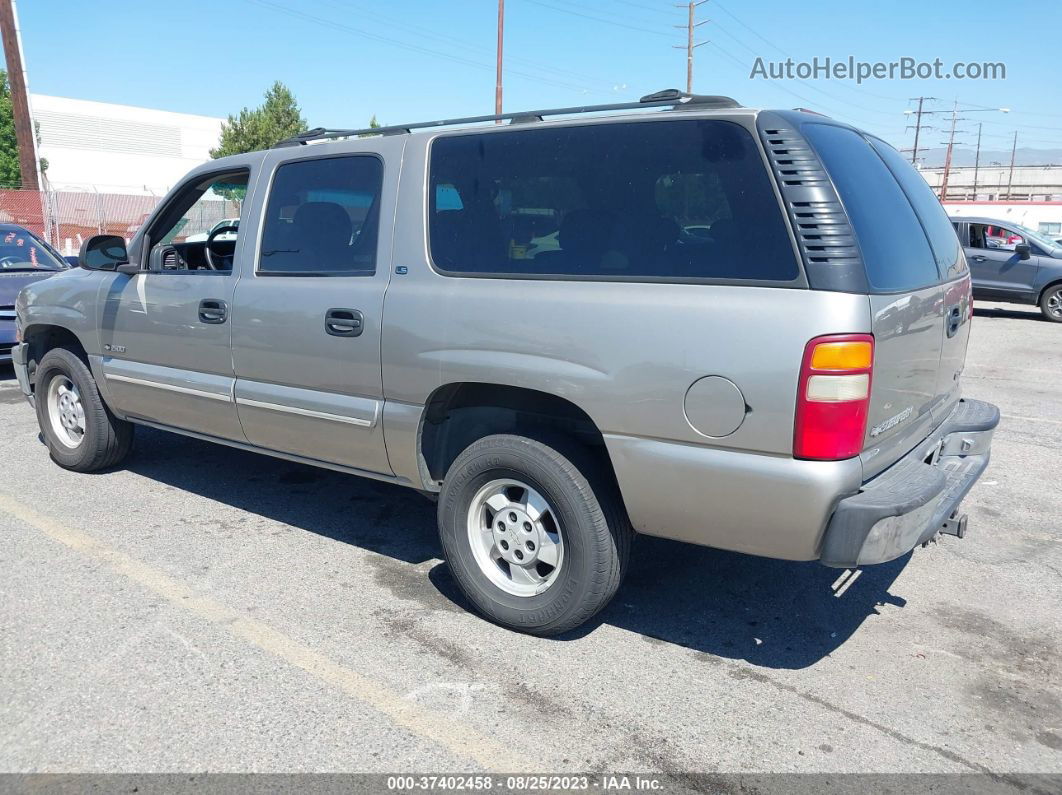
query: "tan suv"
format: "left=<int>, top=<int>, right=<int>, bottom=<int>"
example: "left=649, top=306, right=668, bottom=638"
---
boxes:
left=13, top=90, right=998, bottom=634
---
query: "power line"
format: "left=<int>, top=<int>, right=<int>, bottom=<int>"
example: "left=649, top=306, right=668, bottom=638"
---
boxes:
left=706, top=18, right=902, bottom=117
left=243, top=0, right=611, bottom=97
left=520, top=0, right=672, bottom=37
left=322, top=0, right=622, bottom=88
left=710, top=0, right=907, bottom=103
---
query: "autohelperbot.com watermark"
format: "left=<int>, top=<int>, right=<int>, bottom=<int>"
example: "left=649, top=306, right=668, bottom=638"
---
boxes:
left=750, top=56, right=1006, bottom=83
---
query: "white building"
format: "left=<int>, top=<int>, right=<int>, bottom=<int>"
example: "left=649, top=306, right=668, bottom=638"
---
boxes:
left=30, top=94, right=224, bottom=195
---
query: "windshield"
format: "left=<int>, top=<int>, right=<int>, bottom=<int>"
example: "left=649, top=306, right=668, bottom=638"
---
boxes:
left=1010, top=223, right=1062, bottom=254
left=0, top=229, right=68, bottom=271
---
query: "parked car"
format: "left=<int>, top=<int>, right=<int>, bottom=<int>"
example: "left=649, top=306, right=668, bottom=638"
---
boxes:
left=950, top=216, right=1062, bottom=321
left=0, top=224, right=70, bottom=364
left=13, top=90, right=998, bottom=635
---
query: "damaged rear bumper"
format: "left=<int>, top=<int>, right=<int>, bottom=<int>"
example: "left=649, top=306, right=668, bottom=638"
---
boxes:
left=820, top=398, right=999, bottom=568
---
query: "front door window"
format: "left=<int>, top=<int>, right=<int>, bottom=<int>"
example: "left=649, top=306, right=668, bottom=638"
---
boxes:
left=148, top=170, right=249, bottom=271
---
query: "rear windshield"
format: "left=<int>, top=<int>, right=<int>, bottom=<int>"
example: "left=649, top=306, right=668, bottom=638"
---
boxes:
left=428, top=119, right=799, bottom=282
left=803, top=123, right=940, bottom=292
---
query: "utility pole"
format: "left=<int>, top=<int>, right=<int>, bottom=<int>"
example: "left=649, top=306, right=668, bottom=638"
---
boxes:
left=673, top=1, right=708, bottom=94
left=905, top=96, right=935, bottom=166
left=495, top=0, right=504, bottom=118
left=1006, top=131, right=1018, bottom=201
left=0, top=0, right=40, bottom=190
left=939, top=101, right=961, bottom=202
left=906, top=100, right=1006, bottom=193
left=972, top=122, right=982, bottom=200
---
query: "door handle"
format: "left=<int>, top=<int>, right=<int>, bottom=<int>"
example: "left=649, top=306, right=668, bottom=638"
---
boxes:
left=325, top=308, right=364, bottom=337
left=198, top=299, right=228, bottom=324
left=945, top=304, right=962, bottom=338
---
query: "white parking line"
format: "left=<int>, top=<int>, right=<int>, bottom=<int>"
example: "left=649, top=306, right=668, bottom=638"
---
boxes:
left=1001, top=413, right=1062, bottom=426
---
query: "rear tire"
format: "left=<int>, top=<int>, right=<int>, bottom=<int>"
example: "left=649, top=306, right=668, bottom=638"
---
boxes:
left=437, top=433, right=631, bottom=636
left=1039, top=284, right=1062, bottom=322
left=34, top=347, right=133, bottom=472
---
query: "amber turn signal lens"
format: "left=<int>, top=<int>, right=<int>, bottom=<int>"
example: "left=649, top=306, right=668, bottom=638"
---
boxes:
left=809, top=341, right=873, bottom=371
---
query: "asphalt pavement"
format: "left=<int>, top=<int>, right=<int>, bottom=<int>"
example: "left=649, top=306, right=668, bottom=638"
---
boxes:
left=1, top=301, right=1060, bottom=786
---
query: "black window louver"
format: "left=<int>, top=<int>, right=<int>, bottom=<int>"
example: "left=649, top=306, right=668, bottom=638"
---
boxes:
left=758, top=117, right=867, bottom=292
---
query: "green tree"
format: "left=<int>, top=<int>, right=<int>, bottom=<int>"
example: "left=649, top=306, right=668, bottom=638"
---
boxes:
left=209, top=81, right=308, bottom=158
left=358, top=115, right=382, bottom=138
left=0, top=69, right=47, bottom=188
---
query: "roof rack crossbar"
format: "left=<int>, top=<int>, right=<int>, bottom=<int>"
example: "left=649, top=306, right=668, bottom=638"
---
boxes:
left=273, top=89, right=741, bottom=147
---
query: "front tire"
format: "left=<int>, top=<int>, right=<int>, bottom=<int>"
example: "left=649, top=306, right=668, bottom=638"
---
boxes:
left=438, top=433, right=631, bottom=636
left=34, top=347, right=133, bottom=472
left=1040, top=284, right=1062, bottom=322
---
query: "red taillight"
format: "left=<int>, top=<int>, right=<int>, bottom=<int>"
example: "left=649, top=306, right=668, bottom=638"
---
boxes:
left=794, top=334, right=874, bottom=461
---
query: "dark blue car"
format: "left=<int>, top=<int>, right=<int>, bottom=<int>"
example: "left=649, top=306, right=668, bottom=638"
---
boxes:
left=0, top=223, right=71, bottom=364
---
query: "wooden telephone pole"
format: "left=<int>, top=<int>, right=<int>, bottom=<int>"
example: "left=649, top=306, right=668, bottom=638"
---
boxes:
left=1006, top=131, right=1018, bottom=201
left=0, top=0, right=39, bottom=190
left=495, top=0, right=504, bottom=118
left=674, top=1, right=708, bottom=94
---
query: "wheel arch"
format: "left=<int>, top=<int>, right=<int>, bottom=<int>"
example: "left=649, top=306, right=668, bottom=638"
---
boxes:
left=1038, top=278, right=1062, bottom=304
left=21, top=324, right=91, bottom=390
left=417, top=381, right=618, bottom=488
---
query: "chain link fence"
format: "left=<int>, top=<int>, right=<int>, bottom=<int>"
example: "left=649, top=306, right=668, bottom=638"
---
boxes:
left=0, top=189, right=241, bottom=256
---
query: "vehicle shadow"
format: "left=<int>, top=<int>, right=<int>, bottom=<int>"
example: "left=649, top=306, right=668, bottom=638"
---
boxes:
left=121, top=426, right=908, bottom=670
left=974, top=306, right=1045, bottom=321
left=0, top=363, right=15, bottom=382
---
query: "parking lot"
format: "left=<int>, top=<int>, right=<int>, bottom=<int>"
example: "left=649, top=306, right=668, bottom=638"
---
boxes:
left=0, top=301, right=1059, bottom=784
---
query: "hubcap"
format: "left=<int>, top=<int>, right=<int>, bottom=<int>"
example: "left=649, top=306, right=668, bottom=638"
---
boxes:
left=47, top=375, right=86, bottom=449
left=1047, top=289, right=1062, bottom=319
left=466, top=478, right=564, bottom=597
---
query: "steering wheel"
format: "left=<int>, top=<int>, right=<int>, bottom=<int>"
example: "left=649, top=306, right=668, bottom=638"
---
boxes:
left=204, top=224, right=239, bottom=270
left=0, top=255, right=23, bottom=268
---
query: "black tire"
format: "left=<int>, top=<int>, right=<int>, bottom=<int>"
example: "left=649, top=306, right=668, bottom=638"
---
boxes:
left=34, top=346, right=133, bottom=472
left=1039, top=283, right=1062, bottom=322
left=438, top=433, right=631, bottom=636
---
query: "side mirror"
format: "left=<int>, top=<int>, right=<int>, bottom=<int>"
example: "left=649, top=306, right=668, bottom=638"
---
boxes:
left=79, top=234, right=133, bottom=271
left=1014, top=242, right=1032, bottom=260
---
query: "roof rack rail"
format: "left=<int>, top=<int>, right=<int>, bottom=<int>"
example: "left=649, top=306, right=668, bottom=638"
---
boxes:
left=273, top=89, right=741, bottom=147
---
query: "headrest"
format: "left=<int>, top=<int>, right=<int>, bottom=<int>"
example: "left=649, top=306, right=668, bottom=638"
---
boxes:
left=294, top=202, right=352, bottom=245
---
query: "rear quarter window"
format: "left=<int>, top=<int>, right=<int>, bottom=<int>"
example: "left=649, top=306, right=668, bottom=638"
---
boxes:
left=870, top=138, right=966, bottom=279
left=803, top=123, right=940, bottom=293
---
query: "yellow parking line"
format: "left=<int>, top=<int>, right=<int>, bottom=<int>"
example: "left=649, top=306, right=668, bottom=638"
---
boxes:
left=0, top=492, right=523, bottom=770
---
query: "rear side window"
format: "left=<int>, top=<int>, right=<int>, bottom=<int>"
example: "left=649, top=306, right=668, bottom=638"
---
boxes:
left=870, top=138, right=966, bottom=279
left=428, top=120, right=798, bottom=282
left=803, top=123, right=939, bottom=292
left=258, top=155, right=382, bottom=276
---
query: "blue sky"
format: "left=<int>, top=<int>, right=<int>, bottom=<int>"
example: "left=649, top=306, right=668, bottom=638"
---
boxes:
left=15, top=0, right=1062, bottom=152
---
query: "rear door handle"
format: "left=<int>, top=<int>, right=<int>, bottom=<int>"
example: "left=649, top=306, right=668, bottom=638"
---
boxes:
left=325, top=308, right=364, bottom=337
left=198, top=299, right=227, bottom=324
left=946, top=304, right=962, bottom=338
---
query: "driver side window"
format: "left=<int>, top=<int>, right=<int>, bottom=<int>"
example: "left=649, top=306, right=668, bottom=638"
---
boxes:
left=970, top=223, right=1023, bottom=252
left=148, top=169, right=249, bottom=272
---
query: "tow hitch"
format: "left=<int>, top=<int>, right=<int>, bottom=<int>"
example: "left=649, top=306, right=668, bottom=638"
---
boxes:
left=940, top=512, right=968, bottom=539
